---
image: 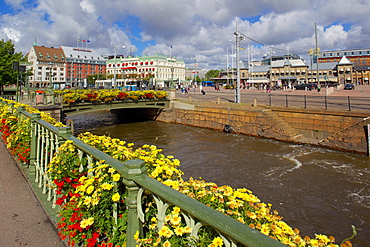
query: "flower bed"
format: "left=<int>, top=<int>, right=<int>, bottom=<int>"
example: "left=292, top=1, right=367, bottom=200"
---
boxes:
left=58, top=89, right=168, bottom=104
left=0, top=98, right=353, bottom=247
left=0, top=99, right=64, bottom=163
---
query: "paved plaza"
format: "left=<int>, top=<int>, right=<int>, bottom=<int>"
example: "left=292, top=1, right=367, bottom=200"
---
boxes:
left=0, top=141, right=65, bottom=246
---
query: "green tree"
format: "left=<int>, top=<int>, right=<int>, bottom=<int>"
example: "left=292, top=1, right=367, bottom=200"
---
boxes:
left=205, top=69, right=220, bottom=80
left=0, top=39, right=25, bottom=94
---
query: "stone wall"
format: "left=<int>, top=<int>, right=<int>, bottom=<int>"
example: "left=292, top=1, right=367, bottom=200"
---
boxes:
left=144, top=106, right=370, bottom=155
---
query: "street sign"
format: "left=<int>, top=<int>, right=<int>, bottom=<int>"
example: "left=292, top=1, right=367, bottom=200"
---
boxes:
left=20, top=62, right=32, bottom=66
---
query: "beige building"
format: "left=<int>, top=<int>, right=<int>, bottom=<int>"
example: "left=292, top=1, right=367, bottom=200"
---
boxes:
left=102, top=54, right=185, bottom=88
left=237, top=56, right=357, bottom=87
left=27, top=45, right=66, bottom=88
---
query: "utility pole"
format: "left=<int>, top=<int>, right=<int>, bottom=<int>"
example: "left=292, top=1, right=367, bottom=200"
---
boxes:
left=315, top=23, right=320, bottom=85
left=234, top=21, right=241, bottom=103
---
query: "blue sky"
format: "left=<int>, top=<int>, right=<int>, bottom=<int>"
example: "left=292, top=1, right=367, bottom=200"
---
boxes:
left=1, top=0, right=370, bottom=69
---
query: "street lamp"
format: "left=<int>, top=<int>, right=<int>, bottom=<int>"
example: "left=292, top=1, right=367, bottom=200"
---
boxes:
left=113, top=45, right=125, bottom=88
left=234, top=21, right=242, bottom=103
left=171, top=66, right=174, bottom=89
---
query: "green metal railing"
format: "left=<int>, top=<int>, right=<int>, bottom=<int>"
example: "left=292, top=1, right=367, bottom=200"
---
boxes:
left=6, top=101, right=284, bottom=247
left=0, top=92, right=62, bottom=106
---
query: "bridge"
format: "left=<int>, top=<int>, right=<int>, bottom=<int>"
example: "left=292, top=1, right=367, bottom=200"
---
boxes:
left=61, top=98, right=170, bottom=116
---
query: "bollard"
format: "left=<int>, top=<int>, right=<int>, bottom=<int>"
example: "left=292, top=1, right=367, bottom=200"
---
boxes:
left=253, top=98, right=258, bottom=107
left=189, top=95, right=192, bottom=102
left=217, top=96, right=221, bottom=104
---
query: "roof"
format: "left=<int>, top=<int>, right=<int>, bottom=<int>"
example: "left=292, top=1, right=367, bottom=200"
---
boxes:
left=32, top=46, right=65, bottom=63
left=273, top=59, right=308, bottom=68
left=338, top=56, right=352, bottom=65
left=61, top=46, right=105, bottom=61
left=309, top=62, right=338, bottom=70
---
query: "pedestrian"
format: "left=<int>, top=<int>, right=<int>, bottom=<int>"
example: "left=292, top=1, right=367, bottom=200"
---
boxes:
left=317, top=84, right=321, bottom=93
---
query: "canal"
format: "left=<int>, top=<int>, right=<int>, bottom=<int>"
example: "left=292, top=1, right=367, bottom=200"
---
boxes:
left=69, top=111, right=370, bottom=246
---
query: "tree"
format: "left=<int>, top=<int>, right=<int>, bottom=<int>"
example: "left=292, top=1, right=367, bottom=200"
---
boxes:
left=205, top=69, right=220, bottom=80
left=0, top=39, right=25, bottom=94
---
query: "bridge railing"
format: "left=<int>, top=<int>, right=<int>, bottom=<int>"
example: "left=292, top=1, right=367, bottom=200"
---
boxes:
left=6, top=100, right=284, bottom=247
left=0, top=92, right=62, bottom=106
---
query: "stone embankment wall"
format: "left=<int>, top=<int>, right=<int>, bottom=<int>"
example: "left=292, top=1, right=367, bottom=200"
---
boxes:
left=144, top=105, right=370, bottom=155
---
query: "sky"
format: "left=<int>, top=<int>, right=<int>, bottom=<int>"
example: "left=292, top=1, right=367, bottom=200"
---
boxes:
left=1, top=0, right=370, bottom=70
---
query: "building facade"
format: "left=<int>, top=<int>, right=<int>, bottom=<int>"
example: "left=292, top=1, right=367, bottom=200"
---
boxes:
left=103, top=54, right=185, bottom=88
left=319, top=49, right=370, bottom=84
left=27, top=45, right=66, bottom=88
left=27, top=45, right=106, bottom=88
left=61, top=46, right=106, bottom=87
left=213, top=55, right=359, bottom=87
left=319, top=48, right=370, bottom=66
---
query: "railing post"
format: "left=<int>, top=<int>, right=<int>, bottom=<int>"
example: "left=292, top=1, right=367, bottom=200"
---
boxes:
left=57, top=126, right=72, bottom=144
left=122, top=159, right=147, bottom=247
left=348, top=96, right=351, bottom=111
left=30, top=113, right=41, bottom=172
left=269, top=94, right=272, bottom=106
left=285, top=95, right=288, bottom=107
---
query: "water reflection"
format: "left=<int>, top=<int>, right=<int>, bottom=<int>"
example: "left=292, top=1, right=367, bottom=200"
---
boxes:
left=70, top=111, right=370, bottom=245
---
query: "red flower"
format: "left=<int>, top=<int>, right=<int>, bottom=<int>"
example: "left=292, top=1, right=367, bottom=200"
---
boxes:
left=54, top=179, right=64, bottom=188
left=55, top=197, right=65, bottom=206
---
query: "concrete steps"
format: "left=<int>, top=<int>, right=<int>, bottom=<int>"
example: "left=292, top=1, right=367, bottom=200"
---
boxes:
left=262, top=109, right=303, bottom=140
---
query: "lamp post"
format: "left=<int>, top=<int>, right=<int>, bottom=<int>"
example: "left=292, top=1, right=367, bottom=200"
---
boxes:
left=226, top=46, right=229, bottom=85
left=171, top=66, right=174, bottom=89
left=234, top=21, right=241, bottom=103
left=308, top=48, right=313, bottom=83
left=314, top=23, right=320, bottom=85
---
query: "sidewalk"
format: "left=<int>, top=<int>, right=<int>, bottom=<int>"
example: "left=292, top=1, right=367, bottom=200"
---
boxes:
left=0, top=140, right=65, bottom=246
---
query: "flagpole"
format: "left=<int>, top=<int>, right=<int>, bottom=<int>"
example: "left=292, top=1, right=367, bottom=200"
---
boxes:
left=234, top=20, right=241, bottom=103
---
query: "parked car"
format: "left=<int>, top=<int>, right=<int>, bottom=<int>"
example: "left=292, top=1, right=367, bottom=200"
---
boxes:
left=344, top=83, right=355, bottom=90
left=294, top=83, right=317, bottom=91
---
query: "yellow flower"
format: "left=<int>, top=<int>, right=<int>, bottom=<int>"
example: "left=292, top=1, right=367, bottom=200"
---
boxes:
left=86, top=185, right=94, bottom=194
left=172, top=206, right=181, bottom=214
left=134, top=231, right=140, bottom=241
left=158, top=226, right=173, bottom=238
left=261, top=224, right=270, bottom=236
left=183, top=226, right=192, bottom=234
left=91, top=197, right=100, bottom=206
left=83, top=196, right=92, bottom=205
left=163, top=240, right=171, bottom=247
left=170, top=214, right=181, bottom=225
left=101, top=183, right=114, bottom=190
left=112, top=173, right=120, bottom=181
left=211, top=237, right=223, bottom=247
left=112, top=192, right=120, bottom=202
left=174, top=227, right=184, bottom=236
left=80, top=217, right=94, bottom=228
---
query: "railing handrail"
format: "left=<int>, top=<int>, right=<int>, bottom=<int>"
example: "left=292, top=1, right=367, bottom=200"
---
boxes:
left=10, top=103, right=285, bottom=247
left=133, top=174, right=284, bottom=246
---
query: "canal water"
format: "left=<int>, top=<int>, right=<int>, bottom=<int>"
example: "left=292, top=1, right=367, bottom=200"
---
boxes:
left=69, top=111, right=370, bottom=246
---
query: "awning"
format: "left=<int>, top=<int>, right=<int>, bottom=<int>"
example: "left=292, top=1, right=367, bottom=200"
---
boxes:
left=247, top=78, right=269, bottom=83
left=278, top=76, right=297, bottom=80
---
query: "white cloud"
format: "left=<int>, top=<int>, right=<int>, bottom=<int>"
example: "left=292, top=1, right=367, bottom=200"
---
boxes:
left=0, top=0, right=369, bottom=69
left=3, top=27, right=22, bottom=42
left=80, top=0, right=95, bottom=14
